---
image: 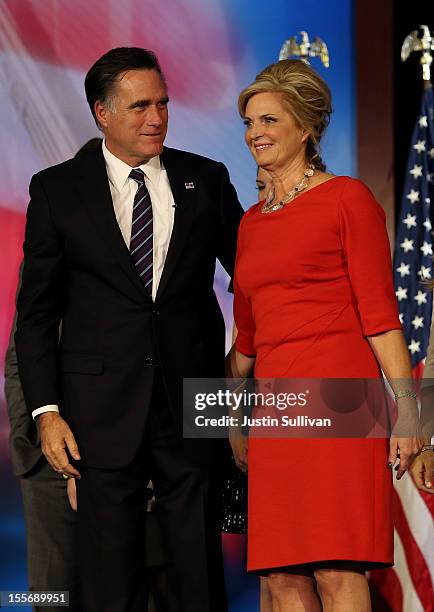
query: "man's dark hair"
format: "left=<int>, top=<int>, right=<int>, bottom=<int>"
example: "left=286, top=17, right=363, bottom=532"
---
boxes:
left=84, top=47, right=165, bottom=126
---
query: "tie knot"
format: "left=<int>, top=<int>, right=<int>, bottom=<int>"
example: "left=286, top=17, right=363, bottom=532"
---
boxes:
left=129, top=168, right=145, bottom=184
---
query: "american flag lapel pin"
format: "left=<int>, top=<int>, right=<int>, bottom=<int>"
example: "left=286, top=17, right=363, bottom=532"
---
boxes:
left=185, top=181, right=195, bottom=189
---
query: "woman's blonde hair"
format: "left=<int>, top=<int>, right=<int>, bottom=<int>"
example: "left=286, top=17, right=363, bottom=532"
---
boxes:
left=238, top=59, right=332, bottom=171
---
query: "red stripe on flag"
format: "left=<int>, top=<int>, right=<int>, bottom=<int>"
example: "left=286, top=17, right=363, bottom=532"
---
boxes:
left=412, top=361, right=425, bottom=382
left=370, top=567, right=403, bottom=612
left=0, top=207, right=25, bottom=369
left=417, top=487, right=434, bottom=518
left=1, top=0, right=242, bottom=108
left=393, top=487, right=434, bottom=612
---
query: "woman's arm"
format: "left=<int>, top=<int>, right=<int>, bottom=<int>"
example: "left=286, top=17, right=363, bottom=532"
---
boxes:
left=225, top=325, right=255, bottom=472
left=368, top=329, right=425, bottom=479
left=226, top=344, right=255, bottom=379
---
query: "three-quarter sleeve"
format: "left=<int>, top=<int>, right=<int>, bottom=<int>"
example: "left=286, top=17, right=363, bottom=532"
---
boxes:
left=233, top=217, right=256, bottom=356
left=339, top=179, right=401, bottom=336
left=234, top=273, right=256, bottom=356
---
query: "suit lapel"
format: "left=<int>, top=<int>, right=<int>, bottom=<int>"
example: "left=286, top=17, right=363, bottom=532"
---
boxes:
left=156, top=147, right=196, bottom=300
left=75, top=146, right=149, bottom=303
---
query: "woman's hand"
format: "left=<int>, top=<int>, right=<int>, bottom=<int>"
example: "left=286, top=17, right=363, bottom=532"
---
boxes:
left=389, top=404, right=425, bottom=479
left=66, top=477, right=77, bottom=511
left=388, top=435, right=424, bottom=479
left=229, top=427, right=248, bottom=473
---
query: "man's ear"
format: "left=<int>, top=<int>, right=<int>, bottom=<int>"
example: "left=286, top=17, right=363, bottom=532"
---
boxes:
left=94, top=101, right=109, bottom=129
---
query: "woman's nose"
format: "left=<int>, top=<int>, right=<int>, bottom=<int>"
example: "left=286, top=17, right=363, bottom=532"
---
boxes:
left=249, top=123, right=263, bottom=139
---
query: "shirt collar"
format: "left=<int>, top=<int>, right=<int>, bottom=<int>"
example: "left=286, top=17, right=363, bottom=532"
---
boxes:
left=102, top=139, right=163, bottom=192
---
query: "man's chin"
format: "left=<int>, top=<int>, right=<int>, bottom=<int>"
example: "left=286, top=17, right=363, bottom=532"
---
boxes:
left=143, top=144, right=164, bottom=158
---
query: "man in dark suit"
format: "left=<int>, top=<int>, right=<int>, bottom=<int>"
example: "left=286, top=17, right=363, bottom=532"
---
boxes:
left=15, top=47, right=243, bottom=612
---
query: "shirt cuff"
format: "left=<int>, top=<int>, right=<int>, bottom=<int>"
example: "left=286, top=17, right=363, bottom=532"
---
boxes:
left=32, top=405, right=59, bottom=420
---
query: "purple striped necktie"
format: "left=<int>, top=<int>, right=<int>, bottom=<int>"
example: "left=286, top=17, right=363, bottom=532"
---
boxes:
left=129, top=168, right=153, bottom=294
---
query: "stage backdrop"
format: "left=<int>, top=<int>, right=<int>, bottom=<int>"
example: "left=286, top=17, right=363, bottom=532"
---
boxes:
left=0, top=1, right=354, bottom=609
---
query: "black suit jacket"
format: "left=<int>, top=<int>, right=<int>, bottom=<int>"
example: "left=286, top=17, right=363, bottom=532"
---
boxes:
left=15, top=145, right=244, bottom=468
left=5, top=273, right=42, bottom=477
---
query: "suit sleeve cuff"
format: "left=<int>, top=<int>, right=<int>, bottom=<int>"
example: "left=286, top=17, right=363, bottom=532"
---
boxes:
left=32, top=405, right=59, bottom=420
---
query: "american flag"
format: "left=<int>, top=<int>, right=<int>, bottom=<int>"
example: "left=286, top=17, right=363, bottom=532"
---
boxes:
left=370, top=86, right=434, bottom=611
left=393, top=85, right=434, bottom=373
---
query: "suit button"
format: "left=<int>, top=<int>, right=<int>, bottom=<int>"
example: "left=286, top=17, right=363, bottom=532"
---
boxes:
left=144, top=357, right=158, bottom=366
left=152, top=309, right=160, bottom=315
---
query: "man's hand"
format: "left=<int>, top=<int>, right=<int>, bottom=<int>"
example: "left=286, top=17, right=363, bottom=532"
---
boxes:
left=67, top=477, right=78, bottom=510
left=38, top=412, right=81, bottom=478
left=409, top=452, right=434, bottom=494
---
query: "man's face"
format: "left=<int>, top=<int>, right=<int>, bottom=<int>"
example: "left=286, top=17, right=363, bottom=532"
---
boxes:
left=95, top=69, right=169, bottom=167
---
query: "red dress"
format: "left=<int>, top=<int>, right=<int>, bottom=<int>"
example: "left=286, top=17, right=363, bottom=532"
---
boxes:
left=234, top=177, right=401, bottom=572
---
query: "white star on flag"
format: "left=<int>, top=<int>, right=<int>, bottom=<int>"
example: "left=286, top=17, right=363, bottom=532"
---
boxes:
left=410, top=164, right=423, bottom=178
left=396, top=262, right=410, bottom=277
left=408, top=339, right=421, bottom=354
left=426, top=198, right=431, bottom=204
left=420, top=241, right=433, bottom=256
left=418, top=265, right=432, bottom=279
left=399, top=313, right=405, bottom=324
left=403, top=214, right=417, bottom=229
left=400, top=238, right=414, bottom=252
left=395, top=286, right=408, bottom=301
left=413, top=140, right=426, bottom=153
left=423, top=218, right=432, bottom=231
left=411, top=315, right=424, bottom=329
left=427, top=173, right=433, bottom=183
left=406, top=189, right=420, bottom=203
left=418, top=115, right=428, bottom=128
left=428, top=148, right=434, bottom=158
left=414, top=290, right=428, bottom=305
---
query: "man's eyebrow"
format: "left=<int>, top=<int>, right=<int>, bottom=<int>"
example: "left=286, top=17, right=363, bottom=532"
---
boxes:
left=127, top=97, right=169, bottom=110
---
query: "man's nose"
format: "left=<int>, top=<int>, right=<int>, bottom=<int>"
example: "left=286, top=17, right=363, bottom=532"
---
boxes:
left=147, top=106, right=163, bottom=126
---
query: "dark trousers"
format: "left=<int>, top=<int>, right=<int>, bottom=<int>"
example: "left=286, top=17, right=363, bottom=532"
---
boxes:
left=76, top=372, right=227, bottom=612
left=20, top=461, right=81, bottom=612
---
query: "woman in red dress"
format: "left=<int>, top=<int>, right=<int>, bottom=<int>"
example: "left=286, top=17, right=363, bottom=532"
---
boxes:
left=227, top=60, right=424, bottom=611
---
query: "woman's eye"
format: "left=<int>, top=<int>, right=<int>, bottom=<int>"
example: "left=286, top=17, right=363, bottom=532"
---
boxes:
left=243, top=120, right=252, bottom=128
left=264, top=116, right=276, bottom=123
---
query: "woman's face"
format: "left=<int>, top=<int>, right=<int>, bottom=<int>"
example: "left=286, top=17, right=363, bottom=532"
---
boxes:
left=244, top=92, right=308, bottom=172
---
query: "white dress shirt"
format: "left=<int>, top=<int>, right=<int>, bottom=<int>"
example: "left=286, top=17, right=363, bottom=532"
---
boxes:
left=32, top=141, right=175, bottom=419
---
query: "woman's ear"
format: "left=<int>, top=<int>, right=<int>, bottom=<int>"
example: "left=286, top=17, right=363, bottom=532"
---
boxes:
left=301, top=129, right=310, bottom=144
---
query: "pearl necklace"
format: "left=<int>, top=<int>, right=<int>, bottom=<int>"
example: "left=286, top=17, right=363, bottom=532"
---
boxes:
left=261, top=164, right=315, bottom=214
